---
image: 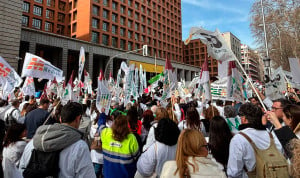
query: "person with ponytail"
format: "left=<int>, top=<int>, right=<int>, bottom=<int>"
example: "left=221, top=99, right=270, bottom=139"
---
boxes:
left=160, top=129, right=226, bottom=178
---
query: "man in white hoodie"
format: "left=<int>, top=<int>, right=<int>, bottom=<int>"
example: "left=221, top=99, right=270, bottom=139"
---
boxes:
left=19, top=102, right=96, bottom=178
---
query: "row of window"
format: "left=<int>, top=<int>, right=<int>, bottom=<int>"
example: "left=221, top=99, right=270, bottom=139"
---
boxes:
left=22, top=16, right=65, bottom=34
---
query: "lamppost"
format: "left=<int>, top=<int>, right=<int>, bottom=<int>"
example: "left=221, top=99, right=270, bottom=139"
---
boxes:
left=263, top=57, right=271, bottom=78
left=260, top=0, right=269, bottom=58
left=104, top=45, right=148, bottom=78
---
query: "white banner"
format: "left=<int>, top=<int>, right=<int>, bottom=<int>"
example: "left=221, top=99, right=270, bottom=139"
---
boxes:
left=265, top=66, right=287, bottom=100
left=22, top=53, right=63, bottom=81
left=289, top=58, right=300, bottom=84
left=0, top=56, right=22, bottom=96
left=78, top=47, right=85, bottom=81
left=184, top=27, right=236, bottom=62
left=96, top=78, right=112, bottom=115
left=21, top=77, right=35, bottom=96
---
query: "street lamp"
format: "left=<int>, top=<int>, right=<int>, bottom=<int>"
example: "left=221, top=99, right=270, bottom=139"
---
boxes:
left=104, top=45, right=148, bottom=78
left=263, top=57, right=271, bottom=77
left=260, top=0, right=269, bottom=58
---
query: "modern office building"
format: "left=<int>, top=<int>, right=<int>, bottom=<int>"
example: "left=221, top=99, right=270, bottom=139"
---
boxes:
left=183, top=39, right=218, bottom=78
left=16, top=0, right=194, bottom=84
left=222, top=32, right=241, bottom=62
left=241, top=44, right=261, bottom=81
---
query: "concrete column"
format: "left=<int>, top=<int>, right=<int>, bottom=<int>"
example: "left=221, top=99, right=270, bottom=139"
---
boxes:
left=88, top=53, right=93, bottom=78
left=180, top=69, right=185, bottom=81
left=186, top=70, right=192, bottom=81
left=61, top=48, right=68, bottom=77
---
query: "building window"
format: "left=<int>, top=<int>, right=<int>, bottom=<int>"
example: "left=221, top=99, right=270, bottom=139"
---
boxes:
left=120, top=17, right=125, bottom=25
left=92, top=18, right=99, bottom=29
left=141, top=25, right=145, bottom=33
left=57, top=24, right=64, bottom=35
left=58, top=13, right=65, bottom=22
left=135, top=12, right=139, bottom=20
left=112, top=37, right=117, bottom=48
left=33, top=6, right=42, bottom=16
left=141, top=16, right=145, bottom=23
left=73, top=11, right=77, bottom=20
left=93, top=0, right=99, bottom=2
left=128, top=42, right=133, bottom=50
left=120, top=5, right=125, bottom=14
left=21, top=16, right=29, bottom=26
left=102, top=22, right=108, bottom=31
left=128, top=20, right=132, bottom=28
left=102, top=34, right=109, bottom=45
left=103, top=10, right=108, bottom=19
left=58, top=1, right=66, bottom=11
left=128, top=31, right=132, bottom=38
left=120, top=39, right=125, bottom=49
left=72, top=23, right=76, bottom=32
left=128, top=0, right=132, bottom=6
left=35, top=0, right=43, bottom=3
left=120, top=28, right=125, bottom=36
left=103, top=0, right=108, bottom=6
left=45, top=22, right=53, bottom=32
left=141, top=35, right=144, bottom=42
left=22, top=2, right=30, bottom=12
left=128, top=9, right=132, bottom=17
left=135, top=2, right=139, bottom=9
left=141, top=6, right=145, bottom=13
left=135, top=43, right=139, bottom=49
left=32, top=18, right=41, bottom=29
left=112, top=25, right=117, bottom=34
left=147, top=28, right=150, bottom=35
left=112, top=13, right=117, bottom=22
left=135, top=33, right=138, bottom=41
left=46, top=9, right=54, bottom=19
left=112, top=1, right=117, bottom=10
left=47, top=0, right=55, bottom=7
left=92, top=5, right=99, bottom=15
left=73, top=0, right=77, bottom=8
left=92, top=31, right=99, bottom=43
left=135, top=23, right=139, bottom=31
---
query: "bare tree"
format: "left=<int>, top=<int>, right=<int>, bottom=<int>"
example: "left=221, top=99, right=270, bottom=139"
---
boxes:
left=250, top=0, right=300, bottom=70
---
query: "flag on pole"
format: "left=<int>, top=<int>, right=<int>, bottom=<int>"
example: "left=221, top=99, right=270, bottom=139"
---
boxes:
left=40, top=84, right=48, bottom=100
left=226, top=61, right=244, bottom=102
left=21, top=77, right=35, bottom=97
left=184, top=27, right=236, bottom=62
left=161, top=57, right=176, bottom=100
left=78, top=47, right=85, bottom=81
left=0, top=56, right=22, bottom=98
left=96, top=70, right=112, bottom=115
left=22, top=53, right=63, bottom=81
left=61, top=71, right=75, bottom=104
left=265, top=66, right=287, bottom=100
left=198, top=59, right=211, bottom=101
left=83, top=70, right=92, bottom=94
left=289, top=58, right=300, bottom=84
left=148, top=72, right=164, bottom=84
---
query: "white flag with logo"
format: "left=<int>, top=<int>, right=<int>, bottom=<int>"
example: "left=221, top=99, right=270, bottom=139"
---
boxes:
left=21, top=77, right=35, bottom=96
left=184, top=27, right=236, bottom=62
left=265, top=66, right=287, bottom=100
left=22, top=53, right=63, bottom=81
left=0, top=56, right=22, bottom=96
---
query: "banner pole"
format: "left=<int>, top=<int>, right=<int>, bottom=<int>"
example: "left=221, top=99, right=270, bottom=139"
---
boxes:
left=234, top=58, right=267, bottom=111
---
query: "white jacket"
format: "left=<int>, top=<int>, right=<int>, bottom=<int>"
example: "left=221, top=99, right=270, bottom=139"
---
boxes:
left=137, top=141, right=177, bottom=177
left=143, top=122, right=158, bottom=152
left=2, top=141, right=27, bottom=178
left=227, top=128, right=283, bottom=178
left=161, top=156, right=226, bottom=178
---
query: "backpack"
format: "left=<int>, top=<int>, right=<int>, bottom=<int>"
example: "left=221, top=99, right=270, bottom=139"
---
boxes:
left=5, top=108, right=17, bottom=129
left=239, top=132, right=289, bottom=178
left=23, top=149, right=61, bottom=178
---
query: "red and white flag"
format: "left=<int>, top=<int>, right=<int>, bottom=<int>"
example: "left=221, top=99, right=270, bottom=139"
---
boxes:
left=21, top=77, right=35, bottom=97
left=161, top=57, right=176, bottom=100
left=198, top=59, right=211, bottom=101
left=61, top=71, right=75, bottom=104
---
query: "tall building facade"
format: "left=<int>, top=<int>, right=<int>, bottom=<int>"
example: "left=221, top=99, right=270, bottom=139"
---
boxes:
left=241, top=44, right=261, bottom=81
left=183, top=39, right=218, bottom=78
left=222, top=32, right=241, bottom=61
left=15, top=0, right=200, bottom=85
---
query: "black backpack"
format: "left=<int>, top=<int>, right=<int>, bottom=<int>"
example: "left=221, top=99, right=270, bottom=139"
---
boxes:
left=23, top=149, right=61, bottom=178
left=5, top=108, right=17, bottom=129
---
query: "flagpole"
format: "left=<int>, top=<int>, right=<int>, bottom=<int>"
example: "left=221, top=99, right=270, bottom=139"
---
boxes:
left=234, top=58, right=267, bottom=111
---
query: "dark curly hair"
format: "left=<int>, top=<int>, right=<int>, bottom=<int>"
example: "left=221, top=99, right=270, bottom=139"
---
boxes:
left=3, top=123, right=26, bottom=147
left=142, top=110, right=154, bottom=131
left=186, top=107, right=202, bottom=130
left=238, top=103, right=265, bottom=130
left=154, top=118, right=180, bottom=146
left=112, top=115, right=130, bottom=142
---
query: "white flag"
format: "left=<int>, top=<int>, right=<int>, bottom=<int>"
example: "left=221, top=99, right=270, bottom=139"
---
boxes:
left=265, top=66, right=287, bottom=100
left=21, top=77, right=35, bottom=96
left=96, top=71, right=111, bottom=115
left=22, top=53, right=63, bottom=81
left=184, top=27, right=236, bottom=62
left=78, top=47, right=85, bottom=81
left=0, top=56, right=22, bottom=96
left=289, top=58, right=300, bottom=84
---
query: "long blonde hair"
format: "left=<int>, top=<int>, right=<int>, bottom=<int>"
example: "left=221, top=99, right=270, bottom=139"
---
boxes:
left=174, top=129, right=208, bottom=178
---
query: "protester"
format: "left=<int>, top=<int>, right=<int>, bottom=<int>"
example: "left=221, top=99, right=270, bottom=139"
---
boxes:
left=24, top=98, right=50, bottom=139
left=209, top=116, right=233, bottom=170
left=2, top=124, right=27, bottom=178
left=178, top=107, right=206, bottom=136
left=202, top=105, right=220, bottom=133
left=4, top=99, right=22, bottom=127
left=19, top=102, right=96, bottom=177
left=19, top=95, right=29, bottom=111
left=160, top=129, right=226, bottom=178
left=101, top=115, right=139, bottom=178
left=140, top=110, right=154, bottom=144
left=136, top=118, right=180, bottom=177
left=227, top=103, right=284, bottom=177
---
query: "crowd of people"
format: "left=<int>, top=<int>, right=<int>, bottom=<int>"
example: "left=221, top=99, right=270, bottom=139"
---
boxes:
left=0, top=86, right=299, bottom=178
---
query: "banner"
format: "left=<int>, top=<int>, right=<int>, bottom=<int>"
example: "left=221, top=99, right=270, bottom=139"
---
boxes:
left=184, top=27, right=236, bottom=62
left=211, top=78, right=228, bottom=100
left=21, top=77, right=35, bottom=96
left=265, top=66, right=287, bottom=100
left=124, top=64, right=135, bottom=106
left=22, top=53, right=63, bottom=81
left=289, top=58, right=300, bottom=84
left=96, top=71, right=112, bottom=115
left=0, top=56, right=22, bottom=96
left=78, top=47, right=85, bottom=81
